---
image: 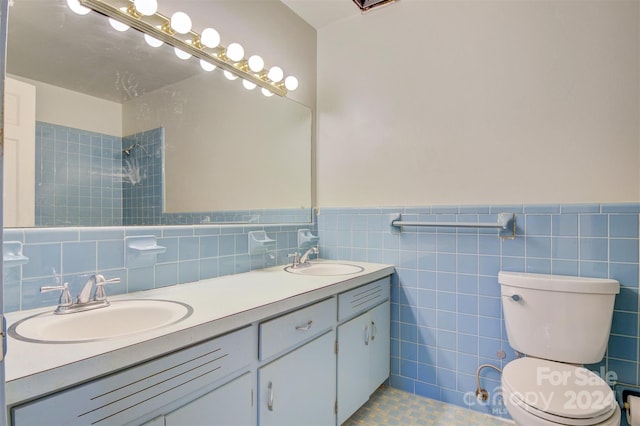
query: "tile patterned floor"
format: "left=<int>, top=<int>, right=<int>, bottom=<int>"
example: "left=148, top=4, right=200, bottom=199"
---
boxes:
left=343, top=386, right=514, bottom=426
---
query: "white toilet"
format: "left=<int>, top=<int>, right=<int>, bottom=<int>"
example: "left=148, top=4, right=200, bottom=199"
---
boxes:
left=498, top=271, right=621, bottom=426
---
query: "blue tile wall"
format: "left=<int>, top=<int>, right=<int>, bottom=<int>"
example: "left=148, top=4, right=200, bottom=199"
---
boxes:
left=317, top=203, right=640, bottom=419
left=122, top=128, right=164, bottom=225
left=3, top=223, right=313, bottom=313
left=35, top=122, right=123, bottom=227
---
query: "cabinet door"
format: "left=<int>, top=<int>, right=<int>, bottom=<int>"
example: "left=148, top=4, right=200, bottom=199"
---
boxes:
left=165, top=373, right=255, bottom=426
left=336, top=311, right=370, bottom=425
left=258, top=331, right=336, bottom=426
left=368, top=301, right=390, bottom=394
left=141, top=416, right=165, bottom=426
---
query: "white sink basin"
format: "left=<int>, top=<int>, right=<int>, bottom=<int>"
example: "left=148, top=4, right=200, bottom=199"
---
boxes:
left=8, top=299, right=193, bottom=344
left=284, top=262, right=364, bottom=276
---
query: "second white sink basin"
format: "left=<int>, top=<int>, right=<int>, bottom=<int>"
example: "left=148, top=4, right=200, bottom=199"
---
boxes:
left=284, top=262, right=364, bottom=276
left=8, top=299, right=193, bottom=344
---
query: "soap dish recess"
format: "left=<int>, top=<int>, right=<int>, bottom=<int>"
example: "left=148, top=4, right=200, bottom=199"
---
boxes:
left=248, top=231, right=276, bottom=254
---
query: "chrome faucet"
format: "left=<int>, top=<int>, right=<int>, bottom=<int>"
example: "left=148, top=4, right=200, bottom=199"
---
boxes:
left=41, top=274, right=120, bottom=314
left=299, top=246, right=319, bottom=265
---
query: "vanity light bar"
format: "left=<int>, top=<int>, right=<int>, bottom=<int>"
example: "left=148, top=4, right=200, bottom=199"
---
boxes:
left=77, top=0, right=290, bottom=96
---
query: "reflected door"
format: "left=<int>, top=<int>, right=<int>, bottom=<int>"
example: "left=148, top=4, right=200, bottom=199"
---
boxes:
left=3, top=77, right=35, bottom=227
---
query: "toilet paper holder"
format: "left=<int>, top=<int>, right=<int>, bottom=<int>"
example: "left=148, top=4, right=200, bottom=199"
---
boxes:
left=624, top=389, right=640, bottom=426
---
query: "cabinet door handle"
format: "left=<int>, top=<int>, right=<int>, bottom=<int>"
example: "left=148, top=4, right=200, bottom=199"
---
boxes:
left=371, top=320, right=377, bottom=341
left=364, top=324, right=370, bottom=346
left=295, top=320, right=313, bottom=331
left=267, top=381, right=274, bottom=411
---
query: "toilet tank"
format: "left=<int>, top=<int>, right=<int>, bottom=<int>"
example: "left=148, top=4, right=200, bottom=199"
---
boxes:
left=498, top=272, right=619, bottom=364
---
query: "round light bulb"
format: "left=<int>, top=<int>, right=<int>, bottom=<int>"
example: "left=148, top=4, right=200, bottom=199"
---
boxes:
left=109, top=18, right=130, bottom=32
left=201, top=28, right=220, bottom=48
left=261, top=88, right=274, bottom=97
left=284, top=76, right=299, bottom=91
left=223, top=70, right=238, bottom=81
left=144, top=34, right=163, bottom=47
left=242, top=80, right=257, bottom=90
left=170, top=11, right=192, bottom=34
left=226, top=43, right=244, bottom=62
left=247, top=55, right=264, bottom=73
left=200, top=60, right=216, bottom=72
left=267, top=66, right=284, bottom=83
left=174, top=48, right=191, bottom=60
left=67, top=0, right=90, bottom=15
left=134, top=0, right=157, bottom=16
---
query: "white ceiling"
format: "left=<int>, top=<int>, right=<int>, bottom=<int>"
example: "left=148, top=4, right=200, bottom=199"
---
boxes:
left=280, top=0, right=362, bottom=29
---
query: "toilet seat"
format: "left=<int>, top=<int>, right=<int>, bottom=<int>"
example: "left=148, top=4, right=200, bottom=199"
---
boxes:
left=502, top=358, right=618, bottom=425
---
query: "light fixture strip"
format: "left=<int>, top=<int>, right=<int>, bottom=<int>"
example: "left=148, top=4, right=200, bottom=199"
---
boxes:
left=79, top=0, right=288, bottom=96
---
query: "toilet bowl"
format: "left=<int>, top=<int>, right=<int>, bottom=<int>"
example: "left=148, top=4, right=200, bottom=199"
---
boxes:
left=498, top=272, right=621, bottom=426
left=501, top=358, right=620, bottom=426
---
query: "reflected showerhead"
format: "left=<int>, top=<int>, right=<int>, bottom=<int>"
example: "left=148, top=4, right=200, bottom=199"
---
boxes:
left=122, top=143, right=147, bottom=156
left=122, top=143, right=138, bottom=156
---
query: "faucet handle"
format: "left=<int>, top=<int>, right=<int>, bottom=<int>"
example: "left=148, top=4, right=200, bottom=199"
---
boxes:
left=41, top=283, right=73, bottom=307
left=94, top=276, right=121, bottom=302
left=287, top=252, right=300, bottom=266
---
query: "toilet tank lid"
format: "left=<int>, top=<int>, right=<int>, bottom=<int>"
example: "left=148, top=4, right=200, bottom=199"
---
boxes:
left=498, top=271, right=619, bottom=294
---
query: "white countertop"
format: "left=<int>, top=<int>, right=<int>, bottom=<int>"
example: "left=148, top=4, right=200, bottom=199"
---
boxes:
left=4, top=260, right=394, bottom=406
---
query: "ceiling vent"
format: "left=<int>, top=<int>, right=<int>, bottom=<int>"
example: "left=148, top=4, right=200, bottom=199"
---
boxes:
left=352, top=0, right=397, bottom=13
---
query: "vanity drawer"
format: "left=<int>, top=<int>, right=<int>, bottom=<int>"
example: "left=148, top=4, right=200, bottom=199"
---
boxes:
left=259, top=298, right=336, bottom=360
left=338, top=277, right=390, bottom=321
left=11, top=326, right=253, bottom=425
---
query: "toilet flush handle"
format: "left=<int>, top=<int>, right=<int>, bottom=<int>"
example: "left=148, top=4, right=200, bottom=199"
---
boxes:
left=503, top=294, right=522, bottom=302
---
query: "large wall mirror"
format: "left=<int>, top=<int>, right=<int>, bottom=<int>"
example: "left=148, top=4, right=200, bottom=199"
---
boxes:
left=4, top=0, right=312, bottom=228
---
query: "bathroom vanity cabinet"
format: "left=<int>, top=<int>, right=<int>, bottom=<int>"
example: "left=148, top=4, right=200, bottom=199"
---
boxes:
left=6, top=263, right=393, bottom=426
left=155, top=373, right=255, bottom=426
left=337, top=280, right=391, bottom=424
left=258, top=331, right=337, bottom=425
left=11, top=326, right=255, bottom=425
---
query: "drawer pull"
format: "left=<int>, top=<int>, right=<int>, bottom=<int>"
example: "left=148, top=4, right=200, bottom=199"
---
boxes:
left=267, top=381, right=274, bottom=411
left=295, top=320, right=313, bottom=331
left=371, top=321, right=377, bottom=341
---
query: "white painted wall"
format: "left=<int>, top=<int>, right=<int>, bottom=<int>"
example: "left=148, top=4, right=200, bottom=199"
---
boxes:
left=316, top=0, right=640, bottom=207
left=7, top=75, right=122, bottom=136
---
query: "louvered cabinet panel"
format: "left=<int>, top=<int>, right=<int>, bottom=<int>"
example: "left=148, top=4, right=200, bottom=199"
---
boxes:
left=338, top=277, right=390, bottom=321
left=165, top=372, right=254, bottom=426
left=11, top=326, right=252, bottom=425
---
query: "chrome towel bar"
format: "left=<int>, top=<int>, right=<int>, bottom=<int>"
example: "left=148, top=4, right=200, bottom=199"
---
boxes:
left=389, top=212, right=516, bottom=239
